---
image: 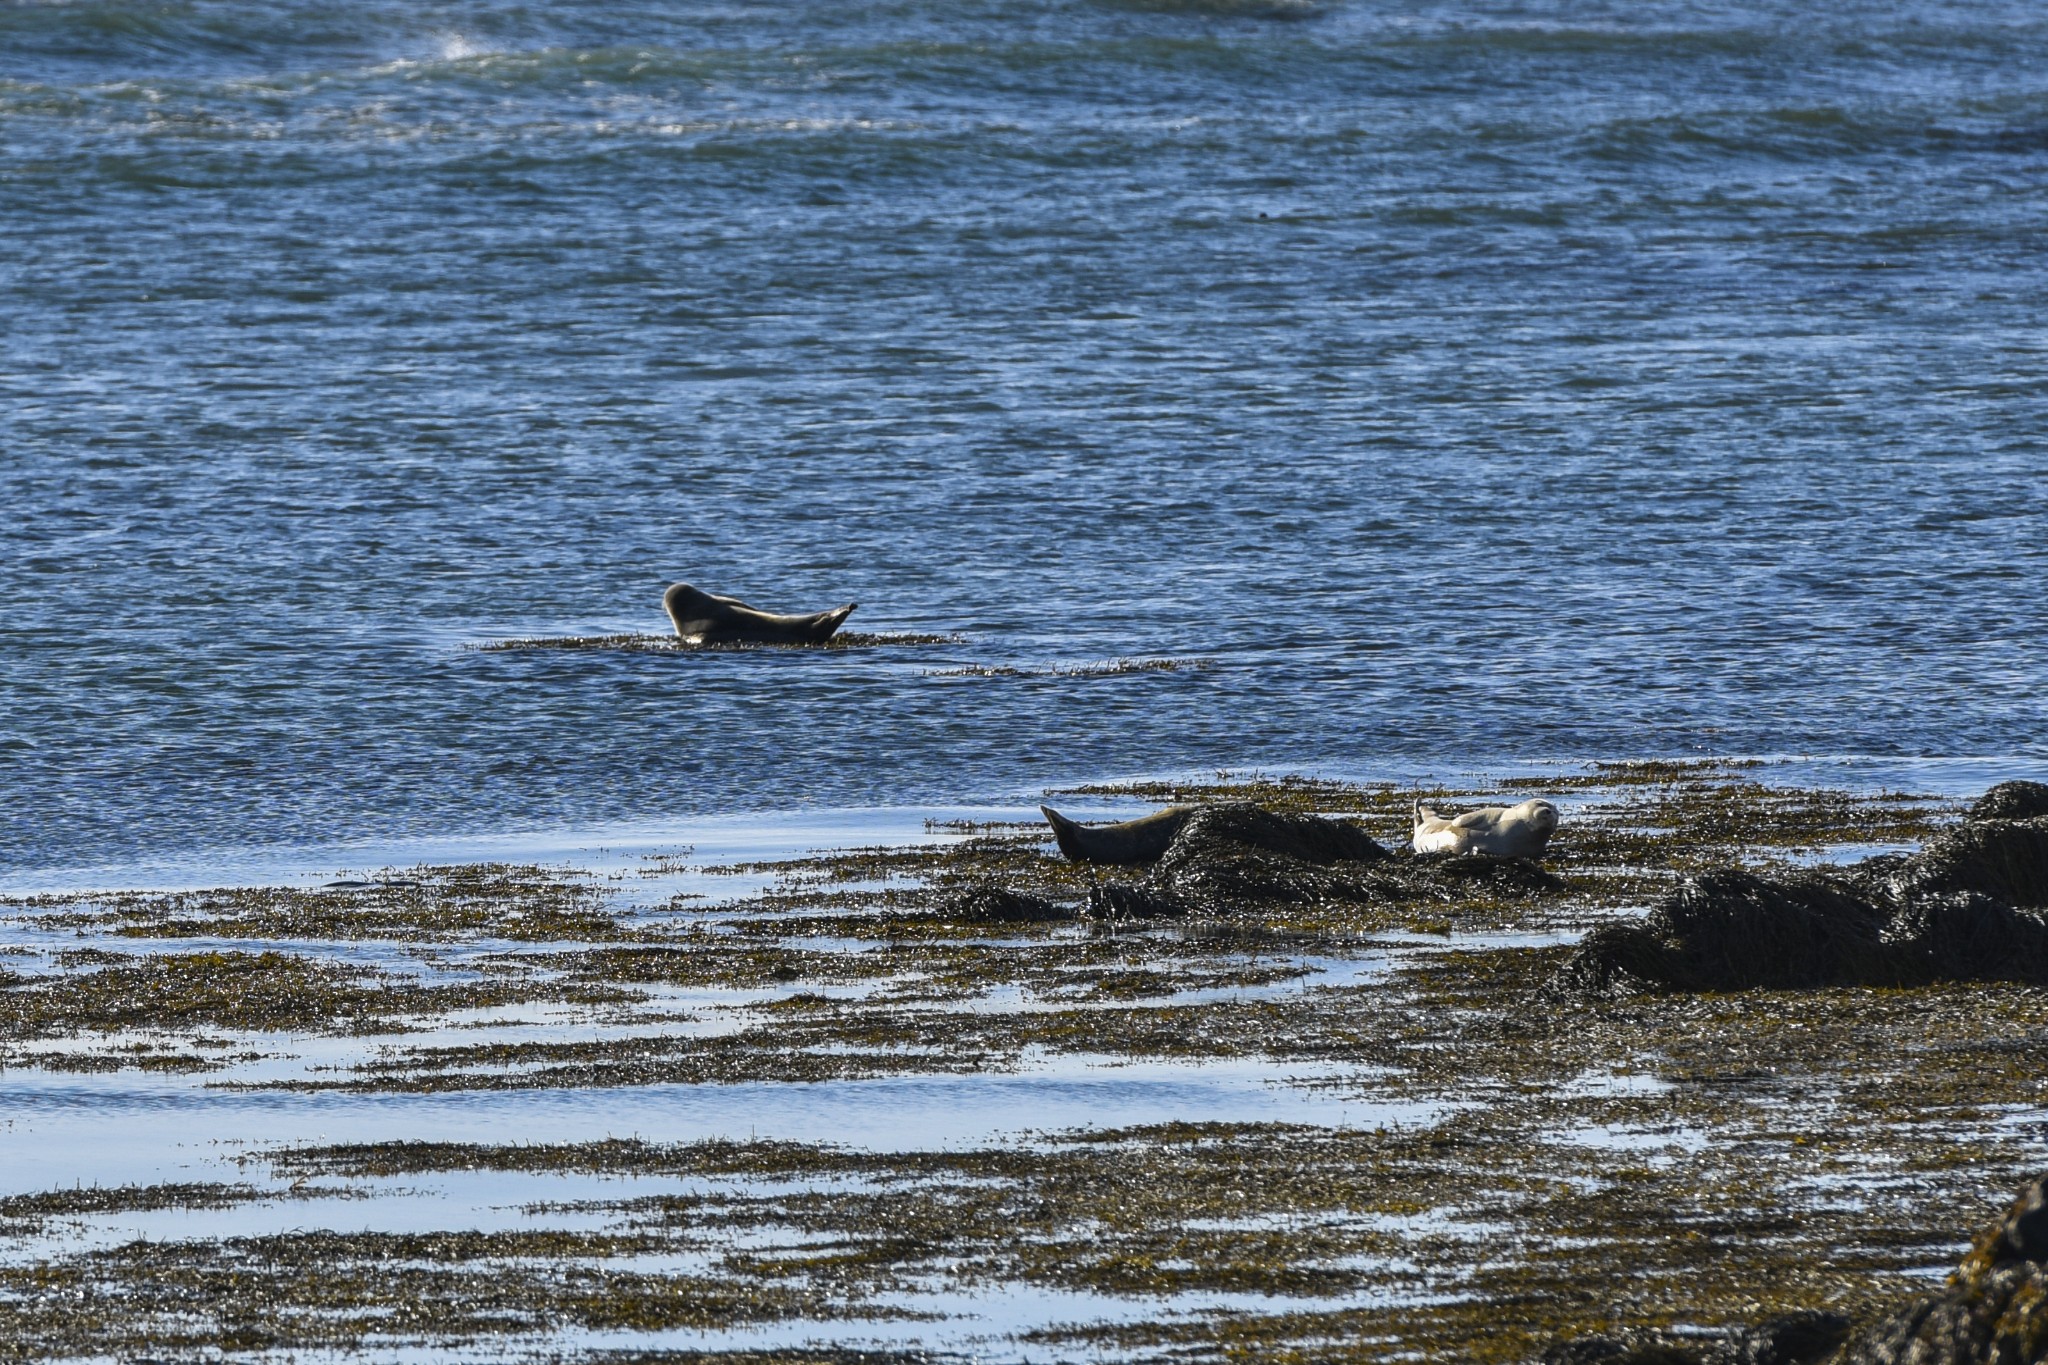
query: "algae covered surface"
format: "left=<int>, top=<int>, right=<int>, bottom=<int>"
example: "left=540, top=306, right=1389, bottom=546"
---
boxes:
left=0, top=762, right=2041, bottom=1363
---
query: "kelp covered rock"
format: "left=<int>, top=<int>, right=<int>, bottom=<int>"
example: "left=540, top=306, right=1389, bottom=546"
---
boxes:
left=1164, top=804, right=1393, bottom=868
left=1879, top=891, right=2048, bottom=985
left=1835, top=1175, right=2048, bottom=1364
left=1557, top=871, right=1891, bottom=996
left=1541, top=1313, right=1852, bottom=1365
left=1967, top=781, right=2048, bottom=824
left=1106, top=804, right=1390, bottom=919
left=1082, top=802, right=1560, bottom=922
left=1860, top=818, right=2048, bottom=911
left=1149, top=806, right=1385, bottom=911
left=1543, top=1178, right=2048, bottom=1365
left=1558, top=787, right=2048, bottom=996
left=938, top=884, right=1077, bottom=924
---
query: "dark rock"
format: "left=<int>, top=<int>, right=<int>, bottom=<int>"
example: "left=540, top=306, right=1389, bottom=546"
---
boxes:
left=1550, top=922, right=1678, bottom=999
left=1131, top=803, right=1395, bottom=917
left=1709, top=1310, right=1852, bottom=1365
left=1152, top=839, right=1356, bottom=910
left=1835, top=1174, right=2048, bottom=1364
left=938, top=884, right=1076, bottom=924
left=1556, top=831, right=2048, bottom=995
left=1070, top=802, right=1565, bottom=923
left=1659, top=870, right=1892, bottom=989
left=1968, top=780, right=2048, bottom=824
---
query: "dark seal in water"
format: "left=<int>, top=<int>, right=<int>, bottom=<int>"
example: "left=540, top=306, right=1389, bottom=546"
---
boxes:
left=662, top=582, right=856, bottom=645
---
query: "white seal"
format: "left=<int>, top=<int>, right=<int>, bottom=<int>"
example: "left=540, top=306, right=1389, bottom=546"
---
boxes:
left=1412, top=797, right=1559, bottom=859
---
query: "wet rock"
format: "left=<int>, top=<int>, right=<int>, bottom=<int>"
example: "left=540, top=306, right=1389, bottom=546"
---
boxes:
left=1543, top=1312, right=1851, bottom=1365
left=938, top=884, right=1077, bottom=924
left=1834, top=1174, right=2048, bottom=1364
left=1863, top=818, right=2048, bottom=910
left=1557, top=787, right=2048, bottom=996
left=1967, top=780, right=2048, bottom=824
left=1087, top=802, right=1567, bottom=921
left=1151, top=839, right=1359, bottom=911
left=1549, top=921, right=1683, bottom=998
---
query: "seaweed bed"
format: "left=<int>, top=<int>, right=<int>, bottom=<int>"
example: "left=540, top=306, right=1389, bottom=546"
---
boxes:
left=3, top=763, right=2047, bottom=1363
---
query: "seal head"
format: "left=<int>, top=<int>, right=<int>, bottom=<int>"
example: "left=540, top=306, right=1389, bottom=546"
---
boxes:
left=663, top=582, right=856, bottom=645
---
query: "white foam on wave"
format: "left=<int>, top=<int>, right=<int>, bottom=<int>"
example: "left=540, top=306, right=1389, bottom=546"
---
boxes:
left=434, top=33, right=490, bottom=62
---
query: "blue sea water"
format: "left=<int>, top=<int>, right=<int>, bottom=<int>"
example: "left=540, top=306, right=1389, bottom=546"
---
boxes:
left=3, top=0, right=2046, bottom=880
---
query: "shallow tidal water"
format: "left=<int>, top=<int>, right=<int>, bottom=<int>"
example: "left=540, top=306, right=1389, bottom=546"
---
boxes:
left=6, top=0, right=2048, bottom=881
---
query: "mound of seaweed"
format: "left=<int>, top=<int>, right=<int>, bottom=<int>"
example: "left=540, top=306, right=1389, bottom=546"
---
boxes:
left=1543, top=1173, right=2048, bottom=1365
left=1858, top=816, right=2048, bottom=909
left=1540, top=1311, right=1850, bottom=1365
left=937, top=884, right=1077, bottom=924
left=1835, top=1172, right=2048, bottom=1364
left=1086, top=802, right=1561, bottom=921
left=1557, top=796, right=2048, bottom=996
left=1967, top=780, right=2048, bottom=824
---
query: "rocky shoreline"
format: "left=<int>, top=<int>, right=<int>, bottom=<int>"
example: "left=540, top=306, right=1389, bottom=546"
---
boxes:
left=0, top=763, right=2044, bottom=1362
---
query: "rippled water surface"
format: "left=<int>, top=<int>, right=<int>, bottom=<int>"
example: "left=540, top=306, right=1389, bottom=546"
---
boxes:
left=5, top=0, right=2046, bottom=876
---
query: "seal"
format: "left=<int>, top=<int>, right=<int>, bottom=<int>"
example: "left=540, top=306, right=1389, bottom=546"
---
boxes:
left=1040, top=805, right=1195, bottom=864
left=662, top=582, right=856, bottom=646
left=1412, top=797, right=1559, bottom=859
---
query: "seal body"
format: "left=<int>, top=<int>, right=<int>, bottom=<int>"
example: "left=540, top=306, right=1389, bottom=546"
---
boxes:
left=1412, top=798, right=1559, bottom=859
left=1041, top=805, right=1195, bottom=864
left=662, top=583, right=856, bottom=645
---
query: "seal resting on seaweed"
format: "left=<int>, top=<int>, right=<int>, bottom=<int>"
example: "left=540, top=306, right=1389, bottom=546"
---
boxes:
left=1412, top=797, right=1558, bottom=859
left=1040, top=805, right=1195, bottom=864
left=662, top=582, right=856, bottom=645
